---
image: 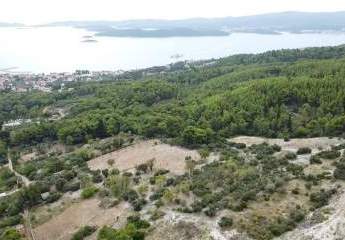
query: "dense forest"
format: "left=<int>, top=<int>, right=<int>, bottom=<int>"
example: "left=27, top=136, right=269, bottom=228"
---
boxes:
left=3, top=45, right=345, bottom=149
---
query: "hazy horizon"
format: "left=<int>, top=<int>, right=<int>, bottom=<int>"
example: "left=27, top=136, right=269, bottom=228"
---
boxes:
left=4, top=10, right=345, bottom=26
left=2, top=0, right=345, bottom=24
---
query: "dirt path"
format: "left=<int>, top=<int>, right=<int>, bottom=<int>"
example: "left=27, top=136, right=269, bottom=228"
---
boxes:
left=7, top=149, right=36, bottom=240
left=8, top=150, right=31, bottom=186
left=0, top=152, right=32, bottom=199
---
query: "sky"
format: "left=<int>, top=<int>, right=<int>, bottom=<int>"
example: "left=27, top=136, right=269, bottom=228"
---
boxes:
left=2, top=0, right=345, bottom=24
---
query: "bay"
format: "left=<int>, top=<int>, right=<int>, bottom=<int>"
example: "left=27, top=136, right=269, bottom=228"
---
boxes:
left=1, top=27, right=345, bottom=73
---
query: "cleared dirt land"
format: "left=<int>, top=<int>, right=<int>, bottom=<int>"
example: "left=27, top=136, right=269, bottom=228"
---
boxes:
left=87, top=140, right=200, bottom=175
left=230, top=136, right=345, bottom=165
left=229, top=136, right=344, bottom=152
left=33, top=199, right=130, bottom=240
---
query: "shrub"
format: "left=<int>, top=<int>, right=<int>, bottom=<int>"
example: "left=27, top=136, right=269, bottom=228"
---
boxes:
left=127, top=215, right=150, bottom=229
left=272, top=144, right=282, bottom=152
left=332, top=143, right=345, bottom=151
left=199, top=148, right=210, bottom=159
left=81, top=186, right=99, bottom=199
left=286, top=163, right=303, bottom=177
left=0, top=215, right=22, bottom=228
left=249, top=143, right=277, bottom=155
left=107, top=159, right=115, bottom=166
left=204, top=205, right=217, bottom=217
left=63, top=181, right=80, bottom=192
left=154, top=169, right=170, bottom=177
left=45, top=192, right=62, bottom=203
left=0, top=228, right=23, bottom=240
left=284, top=152, right=297, bottom=160
left=150, top=209, right=166, bottom=221
left=268, top=218, right=295, bottom=237
left=132, top=198, right=147, bottom=211
left=310, top=155, right=322, bottom=164
left=218, top=216, right=233, bottom=228
left=291, top=187, right=300, bottom=195
left=71, top=226, right=97, bottom=240
left=136, top=163, right=149, bottom=173
left=297, top=147, right=312, bottom=155
left=106, top=175, right=130, bottom=198
left=289, top=208, right=305, bottom=223
left=334, top=159, right=345, bottom=180
left=317, top=150, right=341, bottom=160
left=92, top=172, right=103, bottom=183
left=235, top=143, right=246, bottom=149
left=310, top=189, right=337, bottom=208
left=122, top=189, right=139, bottom=203
left=97, top=215, right=149, bottom=240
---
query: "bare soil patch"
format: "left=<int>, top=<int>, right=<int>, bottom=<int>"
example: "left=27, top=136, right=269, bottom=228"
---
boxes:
left=230, top=136, right=345, bottom=166
left=229, top=136, right=344, bottom=153
left=33, top=199, right=130, bottom=240
left=87, top=140, right=200, bottom=175
left=20, top=152, right=37, bottom=162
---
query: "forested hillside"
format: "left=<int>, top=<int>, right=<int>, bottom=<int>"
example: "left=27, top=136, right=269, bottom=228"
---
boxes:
left=3, top=45, right=345, bottom=148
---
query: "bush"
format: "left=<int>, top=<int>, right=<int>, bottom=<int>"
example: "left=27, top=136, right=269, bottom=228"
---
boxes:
left=218, top=216, right=233, bottom=228
left=234, top=143, right=246, bottom=149
left=127, top=215, right=150, bottom=229
left=272, top=144, right=282, bottom=152
left=284, top=152, right=297, bottom=160
left=290, top=208, right=305, bottom=223
left=297, top=147, right=312, bottom=155
left=310, top=155, right=322, bottom=164
left=63, top=181, right=80, bottom=192
left=0, top=228, right=23, bottom=240
left=0, top=215, right=22, bottom=228
left=286, top=163, right=303, bottom=177
left=154, top=169, right=170, bottom=177
left=81, top=186, right=99, bottom=199
left=310, top=189, right=337, bottom=208
left=334, top=159, right=345, bottom=180
left=136, top=163, right=149, bottom=173
left=204, top=205, right=217, bottom=217
left=97, top=220, right=147, bottom=240
left=268, top=218, right=295, bottom=237
left=71, top=226, right=97, bottom=240
left=92, top=171, right=103, bottom=183
left=317, top=150, right=341, bottom=160
left=199, top=148, right=210, bottom=159
left=291, top=187, right=300, bottom=195
left=45, top=192, right=62, bottom=203
left=122, top=189, right=139, bottom=203
left=332, top=143, right=345, bottom=151
left=132, top=198, right=147, bottom=211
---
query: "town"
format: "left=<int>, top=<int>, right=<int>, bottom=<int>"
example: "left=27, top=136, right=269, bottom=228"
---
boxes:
left=0, top=61, right=200, bottom=93
left=0, top=70, right=126, bottom=92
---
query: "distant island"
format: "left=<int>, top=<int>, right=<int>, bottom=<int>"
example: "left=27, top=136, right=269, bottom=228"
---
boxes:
left=3, top=11, right=345, bottom=38
left=0, top=22, right=24, bottom=27
left=81, top=35, right=98, bottom=42
left=81, top=39, right=98, bottom=43
left=42, top=11, right=345, bottom=38
left=95, top=28, right=229, bottom=38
